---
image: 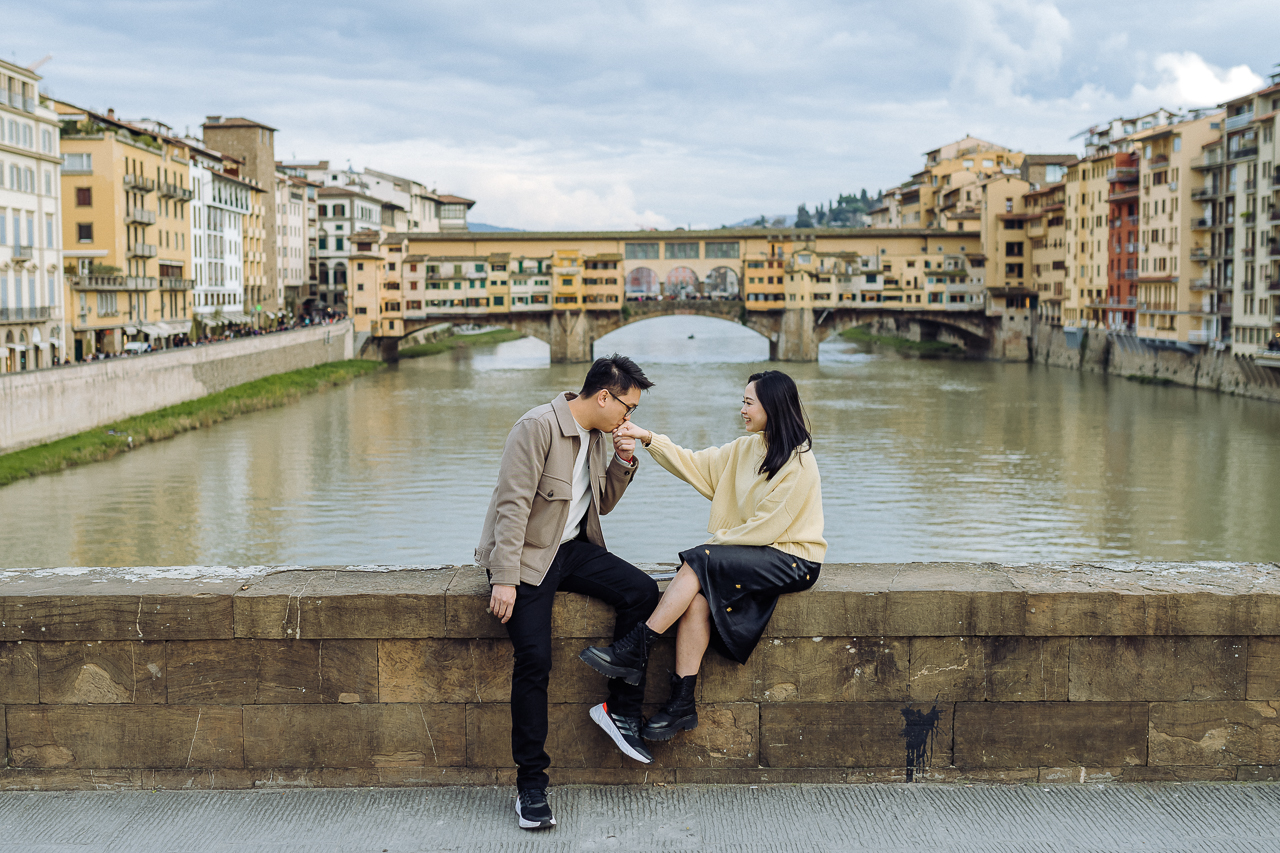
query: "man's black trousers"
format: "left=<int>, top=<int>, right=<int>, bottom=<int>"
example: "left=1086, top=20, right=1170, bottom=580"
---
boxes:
left=502, top=538, right=660, bottom=791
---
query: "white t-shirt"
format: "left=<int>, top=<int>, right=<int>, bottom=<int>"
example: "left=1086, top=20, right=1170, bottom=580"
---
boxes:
left=559, top=421, right=593, bottom=544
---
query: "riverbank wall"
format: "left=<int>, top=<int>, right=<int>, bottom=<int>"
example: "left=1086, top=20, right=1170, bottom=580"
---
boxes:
left=1030, top=322, right=1280, bottom=404
left=2, top=561, right=1277, bottom=790
left=0, top=321, right=355, bottom=454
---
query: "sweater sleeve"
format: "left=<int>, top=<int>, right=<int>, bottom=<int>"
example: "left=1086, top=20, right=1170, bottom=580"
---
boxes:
left=644, top=433, right=726, bottom=500
left=706, top=464, right=805, bottom=547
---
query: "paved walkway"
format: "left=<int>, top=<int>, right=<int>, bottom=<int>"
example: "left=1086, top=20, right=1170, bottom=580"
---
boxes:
left=1, top=784, right=1279, bottom=852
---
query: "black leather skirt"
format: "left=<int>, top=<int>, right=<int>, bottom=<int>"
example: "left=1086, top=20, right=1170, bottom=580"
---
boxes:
left=678, top=543, right=821, bottom=664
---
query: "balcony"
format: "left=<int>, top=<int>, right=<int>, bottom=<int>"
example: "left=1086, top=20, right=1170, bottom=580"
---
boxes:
left=1272, top=245, right=1280, bottom=257
left=158, top=182, right=194, bottom=201
left=1225, top=112, right=1255, bottom=131
left=1270, top=209, right=1280, bottom=222
left=0, top=307, right=58, bottom=322
left=1245, top=180, right=1257, bottom=193
left=124, top=206, right=156, bottom=225
left=1191, top=186, right=1219, bottom=200
left=158, top=277, right=195, bottom=290
left=1266, top=278, right=1280, bottom=292
left=68, top=275, right=156, bottom=291
left=1190, top=248, right=1211, bottom=262
left=1108, top=187, right=1139, bottom=202
left=1187, top=330, right=1213, bottom=344
left=1191, top=218, right=1213, bottom=230
left=1191, top=153, right=1223, bottom=170
left=11, top=245, right=32, bottom=260
left=1107, top=167, right=1139, bottom=182
left=123, top=174, right=156, bottom=193
left=1229, top=146, right=1259, bottom=161
left=1189, top=277, right=1215, bottom=290
left=1122, top=270, right=1139, bottom=280
left=127, top=242, right=157, bottom=258
left=1243, top=246, right=1256, bottom=259
left=1124, top=241, right=1140, bottom=252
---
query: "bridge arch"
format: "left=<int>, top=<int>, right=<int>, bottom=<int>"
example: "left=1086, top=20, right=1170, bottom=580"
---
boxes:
left=626, top=267, right=658, bottom=299
left=705, top=266, right=740, bottom=299
left=665, top=266, right=698, bottom=298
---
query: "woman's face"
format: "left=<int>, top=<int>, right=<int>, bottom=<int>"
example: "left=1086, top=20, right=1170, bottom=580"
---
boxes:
left=741, top=382, right=767, bottom=433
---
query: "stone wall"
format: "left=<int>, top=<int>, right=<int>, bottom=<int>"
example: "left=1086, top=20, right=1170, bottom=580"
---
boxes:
left=1030, top=323, right=1280, bottom=404
left=2, top=561, right=1278, bottom=790
left=0, top=321, right=355, bottom=454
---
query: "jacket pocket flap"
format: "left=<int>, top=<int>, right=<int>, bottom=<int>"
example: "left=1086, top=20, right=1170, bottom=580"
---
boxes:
left=536, top=473, right=571, bottom=500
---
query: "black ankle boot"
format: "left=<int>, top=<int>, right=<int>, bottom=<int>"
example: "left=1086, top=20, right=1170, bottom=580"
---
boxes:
left=578, top=622, right=658, bottom=686
left=641, top=673, right=698, bottom=741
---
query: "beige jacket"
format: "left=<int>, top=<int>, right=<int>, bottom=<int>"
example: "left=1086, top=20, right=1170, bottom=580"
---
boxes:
left=475, top=392, right=639, bottom=587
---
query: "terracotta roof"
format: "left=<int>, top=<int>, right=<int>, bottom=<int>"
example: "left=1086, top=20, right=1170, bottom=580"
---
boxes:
left=1023, top=154, right=1076, bottom=164
left=203, top=116, right=279, bottom=132
left=437, top=195, right=476, bottom=207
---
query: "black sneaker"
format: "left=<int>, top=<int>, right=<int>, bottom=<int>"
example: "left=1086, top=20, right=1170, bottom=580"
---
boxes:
left=589, top=702, right=653, bottom=764
left=515, top=787, right=555, bottom=830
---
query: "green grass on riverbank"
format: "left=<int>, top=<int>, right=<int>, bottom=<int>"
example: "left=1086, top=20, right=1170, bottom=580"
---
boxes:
left=398, top=328, right=525, bottom=358
left=0, top=360, right=383, bottom=489
left=840, top=325, right=964, bottom=357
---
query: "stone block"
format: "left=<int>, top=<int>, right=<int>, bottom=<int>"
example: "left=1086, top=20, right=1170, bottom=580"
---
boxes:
left=953, top=702, right=1146, bottom=770
left=0, top=641, right=38, bottom=703
left=0, top=573, right=240, bottom=641
left=142, top=769, right=261, bottom=790
left=315, top=767, right=501, bottom=788
left=1070, top=637, right=1246, bottom=701
left=1143, top=593, right=1269, bottom=636
left=1247, top=637, right=1280, bottom=701
left=886, top=590, right=1026, bottom=637
left=467, top=702, right=758, bottom=769
left=675, top=768, right=846, bottom=784
left=167, top=639, right=378, bottom=704
left=38, top=641, right=165, bottom=704
left=1024, top=591, right=1146, bottom=636
left=760, top=701, right=952, bottom=771
left=1, top=705, right=5, bottom=769
left=444, top=566, right=505, bottom=640
left=234, top=568, right=454, bottom=639
left=243, top=703, right=465, bottom=769
left=1149, top=701, right=1280, bottom=766
left=1115, top=766, right=1236, bottom=782
left=1237, top=766, right=1280, bottom=782
left=550, top=768, right=678, bottom=785
left=0, top=768, right=142, bottom=791
left=379, top=639, right=511, bottom=704
left=697, top=647, right=760, bottom=704
left=908, top=637, right=1067, bottom=703
left=755, top=637, right=909, bottom=703
left=6, top=706, right=243, bottom=769
left=768, top=587, right=875, bottom=637
left=986, top=637, right=1069, bottom=701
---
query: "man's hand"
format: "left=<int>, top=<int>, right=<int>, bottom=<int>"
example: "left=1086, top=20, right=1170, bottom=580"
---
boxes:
left=489, top=584, right=517, bottom=623
left=614, top=422, right=649, bottom=460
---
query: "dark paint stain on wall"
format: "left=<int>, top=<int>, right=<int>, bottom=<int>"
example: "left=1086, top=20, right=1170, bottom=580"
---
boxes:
left=900, top=702, right=942, bottom=782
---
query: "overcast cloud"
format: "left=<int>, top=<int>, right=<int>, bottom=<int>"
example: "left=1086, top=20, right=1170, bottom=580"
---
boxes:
left=6, top=1, right=1275, bottom=229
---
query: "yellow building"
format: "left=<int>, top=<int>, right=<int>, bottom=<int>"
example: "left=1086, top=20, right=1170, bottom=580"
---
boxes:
left=1023, top=182, right=1069, bottom=325
left=1064, top=153, right=1116, bottom=327
left=54, top=103, right=194, bottom=359
left=977, top=175, right=1035, bottom=313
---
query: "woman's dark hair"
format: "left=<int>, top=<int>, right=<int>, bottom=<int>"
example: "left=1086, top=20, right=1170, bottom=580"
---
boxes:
left=747, top=370, right=811, bottom=480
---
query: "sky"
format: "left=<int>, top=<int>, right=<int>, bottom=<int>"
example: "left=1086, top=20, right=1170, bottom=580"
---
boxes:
left=7, top=1, right=1276, bottom=230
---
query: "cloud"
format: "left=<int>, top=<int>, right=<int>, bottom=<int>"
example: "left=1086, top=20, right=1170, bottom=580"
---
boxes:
left=1132, top=52, right=1265, bottom=108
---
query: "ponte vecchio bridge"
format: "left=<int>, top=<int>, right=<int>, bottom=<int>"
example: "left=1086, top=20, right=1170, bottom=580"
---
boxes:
left=355, top=228, right=1027, bottom=362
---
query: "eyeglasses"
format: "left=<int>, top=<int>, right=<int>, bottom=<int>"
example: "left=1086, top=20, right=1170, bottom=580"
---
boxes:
left=606, top=388, right=639, bottom=417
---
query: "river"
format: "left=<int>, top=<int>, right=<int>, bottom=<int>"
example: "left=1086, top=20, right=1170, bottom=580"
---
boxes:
left=2, top=315, right=1278, bottom=568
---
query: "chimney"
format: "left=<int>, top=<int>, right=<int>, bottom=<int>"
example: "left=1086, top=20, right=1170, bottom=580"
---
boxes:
left=106, top=108, right=115, bottom=119
left=206, top=115, right=222, bottom=125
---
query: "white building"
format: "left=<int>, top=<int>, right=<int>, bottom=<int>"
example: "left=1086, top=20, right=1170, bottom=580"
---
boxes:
left=0, top=59, right=64, bottom=371
left=188, top=147, right=252, bottom=326
left=274, top=169, right=314, bottom=317
left=285, top=162, right=474, bottom=232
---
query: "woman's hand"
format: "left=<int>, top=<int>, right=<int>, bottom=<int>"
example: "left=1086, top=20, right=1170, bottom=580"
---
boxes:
left=614, top=422, right=650, bottom=443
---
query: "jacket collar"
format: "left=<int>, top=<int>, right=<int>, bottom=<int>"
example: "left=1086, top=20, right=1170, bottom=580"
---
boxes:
left=551, top=392, right=587, bottom=439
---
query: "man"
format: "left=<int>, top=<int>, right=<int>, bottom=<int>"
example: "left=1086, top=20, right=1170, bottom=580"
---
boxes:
left=475, top=354, right=660, bottom=831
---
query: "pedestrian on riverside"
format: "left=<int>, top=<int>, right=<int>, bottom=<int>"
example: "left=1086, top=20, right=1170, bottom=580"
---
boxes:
left=579, top=370, right=825, bottom=744
left=475, top=354, right=660, bottom=832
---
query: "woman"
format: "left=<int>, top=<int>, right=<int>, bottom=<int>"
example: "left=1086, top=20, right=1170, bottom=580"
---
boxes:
left=579, top=370, right=825, bottom=741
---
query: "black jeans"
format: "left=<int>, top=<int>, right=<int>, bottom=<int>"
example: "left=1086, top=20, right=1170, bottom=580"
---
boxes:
left=502, top=538, right=659, bottom=791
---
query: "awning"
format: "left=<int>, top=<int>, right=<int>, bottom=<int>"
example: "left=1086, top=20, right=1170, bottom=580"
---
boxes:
left=123, top=326, right=139, bottom=335
left=223, top=311, right=253, bottom=323
left=164, top=320, right=192, bottom=335
left=141, top=324, right=168, bottom=337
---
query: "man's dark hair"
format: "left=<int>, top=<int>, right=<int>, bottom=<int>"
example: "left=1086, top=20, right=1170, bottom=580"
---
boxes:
left=580, top=353, right=654, bottom=397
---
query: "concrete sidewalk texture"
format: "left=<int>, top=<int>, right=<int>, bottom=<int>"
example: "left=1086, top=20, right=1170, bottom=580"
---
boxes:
left=1, top=784, right=1279, bottom=852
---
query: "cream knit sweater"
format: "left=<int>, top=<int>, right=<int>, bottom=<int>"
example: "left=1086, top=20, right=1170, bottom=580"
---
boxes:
left=645, top=431, right=827, bottom=563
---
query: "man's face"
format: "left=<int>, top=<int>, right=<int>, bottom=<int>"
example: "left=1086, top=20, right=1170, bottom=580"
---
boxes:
left=599, top=387, right=641, bottom=432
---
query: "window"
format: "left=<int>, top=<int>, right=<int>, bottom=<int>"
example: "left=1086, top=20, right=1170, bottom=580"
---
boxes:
left=665, top=242, right=699, bottom=259
left=77, top=223, right=93, bottom=243
left=1005, top=263, right=1024, bottom=278
left=356, top=262, right=364, bottom=271
left=63, top=152, right=93, bottom=173
left=318, top=236, right=327, bottom=250
left=318, top=204, right=328, bottom=216
left=963, top=159, right=974, bottom=167
left=705, top=241, right=739, bottom=259
left=355, top=307, right=367, bottom=314
left=492, top=296, right=504, bottom=306
left=625, top=242, right=659, bottom=260
left=333, top=204, right=346, bottom=217
left=441, top=204, right=466, bottom=219
left=1005, top=242, right=1024, bottom=256
left=75, top=187, right=92, bottom=206
left=335, top=237, right=344, bottom=251
left=983, top=160, right=994, bottom=167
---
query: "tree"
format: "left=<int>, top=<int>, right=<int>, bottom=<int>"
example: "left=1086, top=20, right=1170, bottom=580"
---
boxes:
left=795, top=204, right=814, bottom=228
